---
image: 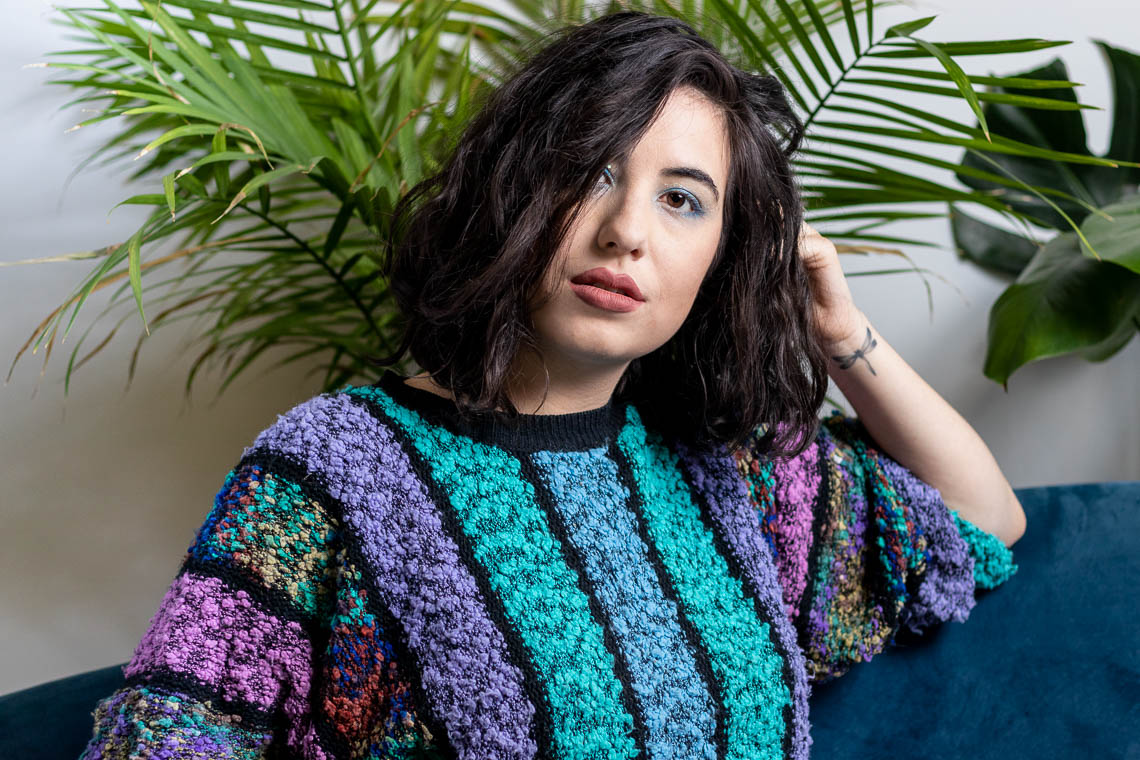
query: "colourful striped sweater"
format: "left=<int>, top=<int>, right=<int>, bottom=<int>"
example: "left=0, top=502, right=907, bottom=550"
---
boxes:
left=79, top=370, right=1017, bottom=760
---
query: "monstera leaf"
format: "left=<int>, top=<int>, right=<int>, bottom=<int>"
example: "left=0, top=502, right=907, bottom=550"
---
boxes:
left=950, top=40, right=1140, bottom=386
left=983, top=194, right=1140, bottom=386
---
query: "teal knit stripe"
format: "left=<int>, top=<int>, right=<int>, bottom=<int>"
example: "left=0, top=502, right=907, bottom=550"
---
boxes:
left=531, top=447, right=718, bottom=760
left=357, top=386, right=638, bottom=760
left=617, top=407, right=790, bottom=760
left=951, top=511, right=1019, bottom=589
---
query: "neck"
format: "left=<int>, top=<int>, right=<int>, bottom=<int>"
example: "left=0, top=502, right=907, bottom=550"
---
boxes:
left=505, top=349, right=629, bottom=415
left=406, top=351, right=630, bottom=415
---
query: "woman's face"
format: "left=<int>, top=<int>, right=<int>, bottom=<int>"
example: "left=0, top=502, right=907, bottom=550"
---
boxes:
left=529, top=85, right=731, bottom=382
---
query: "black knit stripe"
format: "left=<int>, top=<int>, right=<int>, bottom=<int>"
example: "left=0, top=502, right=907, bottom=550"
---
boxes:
left=518, top=453, right=650, bottom=758
left=373, top=370, right=627, bottom=453
left=178, top=554, right=325, bottom=642
left=236, top=443, right=454, bottom=759
left=120, top=669, right=278, bottom=733
left=610, top=441, right=729, bottom=760
left=672, top=447, right=798, bottom=760
left=346, top=391, right=548, bottom=759
left=797, top=438, right=831, bottom=663
left=862, top=485, right=897, bottom=632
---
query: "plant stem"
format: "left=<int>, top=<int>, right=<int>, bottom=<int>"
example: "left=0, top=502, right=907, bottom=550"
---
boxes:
left=803, top=33, right=878, bottom=133
left=237, top=201, right=385, bottom=345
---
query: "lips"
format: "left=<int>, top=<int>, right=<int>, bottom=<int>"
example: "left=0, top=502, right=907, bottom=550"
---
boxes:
left=569, top=267, right=645, bottom=301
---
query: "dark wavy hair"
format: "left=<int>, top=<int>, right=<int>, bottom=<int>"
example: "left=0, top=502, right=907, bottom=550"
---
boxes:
left=371, top=10, right=829, bottom=458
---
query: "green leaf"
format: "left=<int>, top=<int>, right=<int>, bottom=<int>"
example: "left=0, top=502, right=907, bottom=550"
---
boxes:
left=1075, top=304, right=1140, bottom=361
left=150, top=0, right=337, bottom=35
left=954, top=54, right=1134, bottom=230
left=1095, top=40, right=1140, bottom=179
left=212, top=157, right=325, bottom=224
left=983, top=231, right=1140, bottom=386
left=323, top=198, right=358, bottom=258
left=1078, top=193, right=1140, bottom=273
left=843, top=77, right=1094, bottom=110
left=949, top=207, right=1039, bottom=275
left=162, top=171, right=177, bottom=220
left=816, top=120, right=1126, bottom=167
left=854, top=64, right=1084, bottom=90
left=885, top=16, right=937, bottom=38
left=886, top=25, right=990, bottom=140
left=727, top=0, right=815, bottom=109
left=771, top=0, right=833, bottom=86
left=127, top=226, right=149, bottom=336
left=839, top=0, right=859, bottom=51
left=870, top=38, right=1069, bottom=57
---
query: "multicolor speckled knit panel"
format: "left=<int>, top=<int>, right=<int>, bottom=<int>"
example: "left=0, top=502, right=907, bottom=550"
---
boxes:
left=79, top=449, right=441, bottom=759
left=733, top=409, right=1018, bottom=685
left=80, top=381, right=1016, bottom=759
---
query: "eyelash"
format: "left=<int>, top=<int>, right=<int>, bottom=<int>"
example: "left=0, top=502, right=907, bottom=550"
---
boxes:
left=595, top=166, right=705, bottom=217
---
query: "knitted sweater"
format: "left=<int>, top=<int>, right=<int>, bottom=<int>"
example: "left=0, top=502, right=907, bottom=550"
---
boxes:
left=79, top=370, right=1017, bottom=760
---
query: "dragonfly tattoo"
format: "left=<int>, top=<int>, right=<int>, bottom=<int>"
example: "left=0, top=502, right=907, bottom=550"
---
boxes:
left=831, top=326, right=878, bottom=376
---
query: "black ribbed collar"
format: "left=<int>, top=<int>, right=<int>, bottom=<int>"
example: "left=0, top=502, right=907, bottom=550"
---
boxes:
left=374, top=369, right=629, bottom=453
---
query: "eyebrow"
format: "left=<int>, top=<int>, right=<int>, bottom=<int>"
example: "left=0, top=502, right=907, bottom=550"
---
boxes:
left=661, top=166, right=720, bottom=203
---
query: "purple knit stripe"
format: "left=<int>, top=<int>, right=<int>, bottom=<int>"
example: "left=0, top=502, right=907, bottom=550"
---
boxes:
left=249, top=392, right=536, bottom=760
left=770, top=442, right=821, bottom=623
left=801, top=432, right=859, bottom=677
left=124, top=571, right=312, bottom=717
left=675, top=441, right=812, bottom=760
left=880, top=457, right=977, bottom=633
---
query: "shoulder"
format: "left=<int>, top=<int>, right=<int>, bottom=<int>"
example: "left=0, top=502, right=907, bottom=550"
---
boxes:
left=242, top=384, right=406, bottom=459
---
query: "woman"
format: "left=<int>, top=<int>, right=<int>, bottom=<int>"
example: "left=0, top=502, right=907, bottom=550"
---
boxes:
left=80, top=10, right=1024, bottom=760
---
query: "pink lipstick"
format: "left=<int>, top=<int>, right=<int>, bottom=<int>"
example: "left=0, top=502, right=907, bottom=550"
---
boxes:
left=569, top=267, right=644, bottom=313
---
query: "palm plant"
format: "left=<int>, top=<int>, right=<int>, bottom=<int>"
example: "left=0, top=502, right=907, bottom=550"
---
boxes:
left=7, top=0, right=1132, bottom=399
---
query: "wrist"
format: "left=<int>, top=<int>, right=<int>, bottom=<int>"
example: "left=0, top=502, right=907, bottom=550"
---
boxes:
left=822, top=312, right=878, bottom=378
left=820, top=309, right=870, bottom=354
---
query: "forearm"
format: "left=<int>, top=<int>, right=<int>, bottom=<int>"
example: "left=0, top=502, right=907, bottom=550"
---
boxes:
left=823, top=310, right=1026, bottom=547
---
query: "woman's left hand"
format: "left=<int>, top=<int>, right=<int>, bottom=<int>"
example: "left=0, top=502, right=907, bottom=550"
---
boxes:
left=798, top=221, right=864, bottom=350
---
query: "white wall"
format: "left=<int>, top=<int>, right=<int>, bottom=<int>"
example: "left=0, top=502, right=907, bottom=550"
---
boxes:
left=2, top=0, right=1138, bottom=696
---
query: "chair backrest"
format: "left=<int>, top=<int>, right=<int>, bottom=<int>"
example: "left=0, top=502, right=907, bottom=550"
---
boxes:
left=808, top=480, right=1140, bottom=759
left=0, top=662, right=126, bottom=759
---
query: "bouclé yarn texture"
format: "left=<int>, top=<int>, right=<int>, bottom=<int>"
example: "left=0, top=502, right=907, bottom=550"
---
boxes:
left=79, top=370, right=1016, bottom=759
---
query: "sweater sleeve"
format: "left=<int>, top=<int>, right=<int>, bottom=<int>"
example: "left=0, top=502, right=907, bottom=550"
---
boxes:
left=736, top=409, right=1018, bottom=686
left=77, top=457, right=341, bottom=758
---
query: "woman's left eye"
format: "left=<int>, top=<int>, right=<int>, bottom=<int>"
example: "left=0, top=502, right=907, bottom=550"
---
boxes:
left=663, top=189, right=702, bottom=215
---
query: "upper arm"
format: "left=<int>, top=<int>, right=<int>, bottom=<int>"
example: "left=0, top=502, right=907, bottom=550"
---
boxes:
left=735, top=410, right=1018, bottom=685
left=81, top=395, right=438, bottom=758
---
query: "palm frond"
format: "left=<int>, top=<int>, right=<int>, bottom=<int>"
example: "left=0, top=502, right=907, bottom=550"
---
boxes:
left=10, top=0, right=1132, bottom=398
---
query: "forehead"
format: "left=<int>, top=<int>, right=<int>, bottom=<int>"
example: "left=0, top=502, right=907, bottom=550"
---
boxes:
left=627, top=87, right=730, bottom=182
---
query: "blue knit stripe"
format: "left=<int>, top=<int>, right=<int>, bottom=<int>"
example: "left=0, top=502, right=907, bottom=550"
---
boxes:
left=617, top=407, right=791, bottom=760
left=530, top=447, right=718, bottom=760
left=358, top=387, right=638, bottom=760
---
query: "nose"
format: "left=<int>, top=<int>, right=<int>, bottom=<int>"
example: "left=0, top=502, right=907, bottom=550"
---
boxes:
left=595, top=185, right=649, bottom=259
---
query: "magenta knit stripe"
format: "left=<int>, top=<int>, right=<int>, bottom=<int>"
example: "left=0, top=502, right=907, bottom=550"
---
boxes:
left=770, top=441, right=821, bottom=622
left=124, top=571, right=312, bottom=716
left=250, top=391, right=537, bottom=760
